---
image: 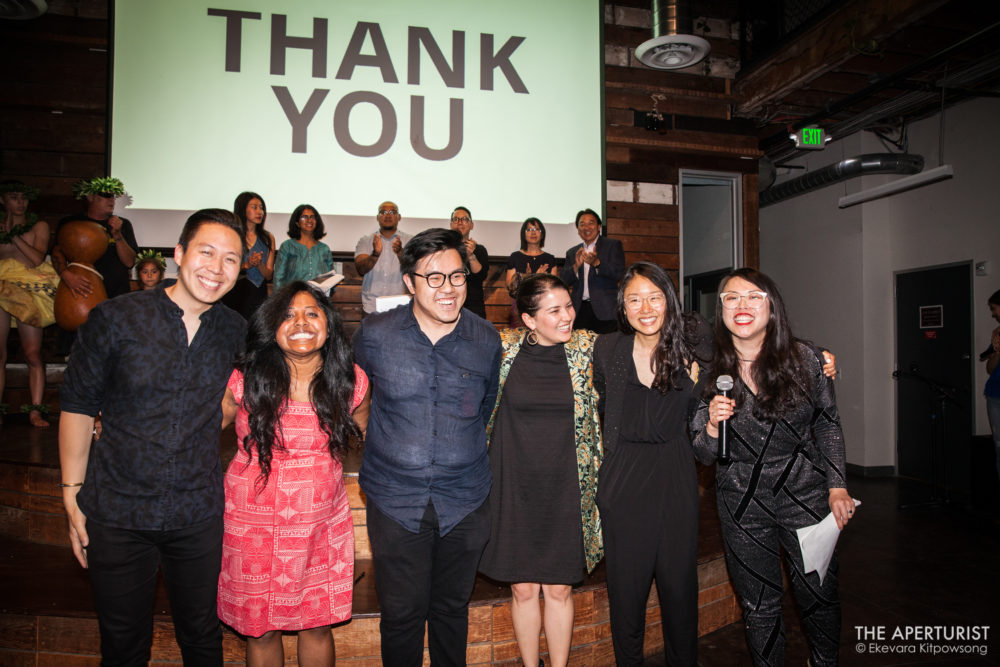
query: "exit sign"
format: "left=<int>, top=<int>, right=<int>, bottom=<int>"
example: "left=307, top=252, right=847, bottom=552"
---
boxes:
left=790, top=126, right=829, bottom=150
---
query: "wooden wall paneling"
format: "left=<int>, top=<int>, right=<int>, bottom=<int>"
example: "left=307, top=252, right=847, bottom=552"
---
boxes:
left=606, top=162, right=679, bottom=184
left=605, top=90, right=730, bottom=120
left=618, top=234, right=676, bottom=254
left=1, top=149, right=105, bottom=179
left=606, top=200, right=674, bottom=221
left=604, top=64, right=731, bottom=96
left=742, top=172, right=760, bottom=269
left=606, top=216, right=679, bottom=238
left=613, top=149, right=759, bottom=175
left=607, top=126, right=761, bottom=158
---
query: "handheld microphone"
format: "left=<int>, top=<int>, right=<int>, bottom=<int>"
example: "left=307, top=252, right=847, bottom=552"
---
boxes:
left=715, top=375, right=734, bottom=462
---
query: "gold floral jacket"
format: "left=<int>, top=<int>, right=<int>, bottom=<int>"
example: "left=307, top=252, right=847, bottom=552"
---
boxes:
left=486, top=327, right=604, bottom=572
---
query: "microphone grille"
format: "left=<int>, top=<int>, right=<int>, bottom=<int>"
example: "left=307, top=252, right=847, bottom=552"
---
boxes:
left=716, top=374, right=734, bottom=391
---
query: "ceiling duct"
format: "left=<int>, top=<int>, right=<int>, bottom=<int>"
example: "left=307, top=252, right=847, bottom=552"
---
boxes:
left=0, top=0, right=46, bottom=19
left=635, top=0, right=710, bottom=70
left=759, top=154, right=924, bottom=207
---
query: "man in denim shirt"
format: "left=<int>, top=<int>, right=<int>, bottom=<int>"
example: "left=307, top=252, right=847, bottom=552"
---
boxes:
left=353, top=228, right=501, bottom=666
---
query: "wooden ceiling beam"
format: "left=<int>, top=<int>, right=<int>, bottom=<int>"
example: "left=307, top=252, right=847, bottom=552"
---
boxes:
left=734, top=0, right=949, bottom=116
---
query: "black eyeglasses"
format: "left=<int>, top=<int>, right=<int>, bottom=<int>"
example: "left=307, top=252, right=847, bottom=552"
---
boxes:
left=411, top=270, right=468, bottom=288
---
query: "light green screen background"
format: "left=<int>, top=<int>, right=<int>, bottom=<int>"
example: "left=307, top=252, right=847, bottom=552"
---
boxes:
left=112, top=0, right=604, bottom=252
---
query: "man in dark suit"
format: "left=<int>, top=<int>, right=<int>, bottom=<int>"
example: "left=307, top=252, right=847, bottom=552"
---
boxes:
left=559, top=208, right=626, bottom=333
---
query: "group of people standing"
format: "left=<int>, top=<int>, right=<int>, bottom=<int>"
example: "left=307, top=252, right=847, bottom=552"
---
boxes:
left=44, top=181, right=855, bottom=667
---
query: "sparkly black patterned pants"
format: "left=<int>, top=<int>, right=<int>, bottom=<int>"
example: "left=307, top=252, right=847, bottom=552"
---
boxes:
left=717, top=466, right=841, bottom=667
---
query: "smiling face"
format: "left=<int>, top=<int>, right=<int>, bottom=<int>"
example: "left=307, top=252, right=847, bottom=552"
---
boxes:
left=623, top=274, right=668, bottom=339
left=297, top=207, right=317, bottom=236
left=576, top=213, right=600, bottom=244
left=720, top=275, right=771, bottom=346
left=276, top=291, right=328, bottom=359
left=170, top=223, right=242, bottom=314
left=521, top=287, right=574, bottom=346
left=450, top=208, right=473, bottom=239
left=403, top=248, right=466, bottom=335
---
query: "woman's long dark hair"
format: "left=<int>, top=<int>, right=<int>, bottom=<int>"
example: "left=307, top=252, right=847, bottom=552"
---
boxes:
left=711, top=267, right=808, bottom=421
left=233, top=191, right=273, bottom=252
left=615, top=262, right=692, bottom=392
left=237, top=282, right=361, bottom=488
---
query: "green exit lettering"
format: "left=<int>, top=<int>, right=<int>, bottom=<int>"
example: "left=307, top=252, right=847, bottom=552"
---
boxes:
left=803, top=128, right=823, bottom=145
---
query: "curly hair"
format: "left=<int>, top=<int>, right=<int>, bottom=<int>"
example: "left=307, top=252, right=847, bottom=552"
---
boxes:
left=237, top=282, right=362, bottom=489
left=710, top=268, right=809, bottom=421
left=614, top=262, right=694, bottom=392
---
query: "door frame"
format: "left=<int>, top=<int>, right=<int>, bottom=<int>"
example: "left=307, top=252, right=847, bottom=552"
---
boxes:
left=678, top=169, right=743, bottom=310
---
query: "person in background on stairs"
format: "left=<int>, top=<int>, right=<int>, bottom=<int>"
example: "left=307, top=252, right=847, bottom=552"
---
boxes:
left=134, top=249, right=166, bottom=291
left=0, top=180, right=60, bottom=427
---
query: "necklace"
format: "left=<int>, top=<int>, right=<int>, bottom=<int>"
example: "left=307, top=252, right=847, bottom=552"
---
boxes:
left=738, top=357, right=756, bottom=363
left=0, top=214, right=39, bottom=244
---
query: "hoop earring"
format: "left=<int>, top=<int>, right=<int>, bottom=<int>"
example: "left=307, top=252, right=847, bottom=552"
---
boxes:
left=525, top=330, right=538, bottom=346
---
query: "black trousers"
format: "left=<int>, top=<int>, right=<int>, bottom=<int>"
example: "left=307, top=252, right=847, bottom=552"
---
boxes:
left=367, top=500, right=490, bottom=667
left=86, top=517, right=223, bottom=667
left=573, top=300, right=618, bottom=334
left=599, top=442, right=699, bottom=666
left=718, top=476, right=841, bottom=667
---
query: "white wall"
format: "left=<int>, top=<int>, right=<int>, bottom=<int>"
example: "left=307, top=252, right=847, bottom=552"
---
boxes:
left=760, top=97, right=1000, bottom=469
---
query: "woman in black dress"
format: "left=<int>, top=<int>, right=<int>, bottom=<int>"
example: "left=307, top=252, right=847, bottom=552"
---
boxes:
left=691, top=268, right=855, bottom=667
left=504, top=218, right=559, bottom=327
left=480, top=273, right=603, bottom=667
left=594, top=262, right=710, bottom=666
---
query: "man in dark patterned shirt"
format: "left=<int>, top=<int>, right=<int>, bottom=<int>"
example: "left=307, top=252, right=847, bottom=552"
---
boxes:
left=353, top=229, right=501, bottom=666
left=59, top=209, right=245, bottom=665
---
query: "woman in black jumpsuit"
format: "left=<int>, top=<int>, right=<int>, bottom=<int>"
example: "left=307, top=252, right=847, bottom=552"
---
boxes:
left=594, top=262, right=711, bottom=666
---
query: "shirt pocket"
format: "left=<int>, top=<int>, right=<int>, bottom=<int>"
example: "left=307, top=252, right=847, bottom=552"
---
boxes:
left=441, top=366, right=488, bottom=420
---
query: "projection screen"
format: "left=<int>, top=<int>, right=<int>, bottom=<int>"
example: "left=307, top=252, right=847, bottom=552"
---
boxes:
left=110, top=0, right=605, bottom=254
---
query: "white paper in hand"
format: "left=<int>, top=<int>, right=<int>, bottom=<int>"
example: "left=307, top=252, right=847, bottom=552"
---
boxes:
left=796, top=499, right=861, bottom=585
left=307, top=270, right=345, bottom=295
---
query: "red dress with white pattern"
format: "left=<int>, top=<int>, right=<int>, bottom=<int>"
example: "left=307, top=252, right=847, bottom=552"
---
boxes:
left=218, top=367, right=368, bottom=636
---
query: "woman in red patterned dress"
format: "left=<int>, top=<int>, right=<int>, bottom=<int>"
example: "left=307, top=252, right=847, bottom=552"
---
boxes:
left=219, top=282, right=371, bottom=666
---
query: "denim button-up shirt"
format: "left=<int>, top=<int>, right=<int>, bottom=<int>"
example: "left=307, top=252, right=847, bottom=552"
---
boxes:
left=61, top=284, right=246, bottom=530
left=353, top=304, right=501, bottom=534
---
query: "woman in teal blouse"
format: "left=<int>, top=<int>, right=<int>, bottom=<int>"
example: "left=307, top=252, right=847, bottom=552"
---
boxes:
left=274, top=204, right=334, bottom=289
